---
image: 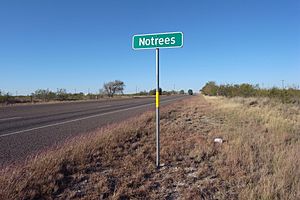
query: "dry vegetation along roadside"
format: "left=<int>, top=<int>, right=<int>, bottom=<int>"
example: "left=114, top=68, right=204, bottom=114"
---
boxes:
left=0, top=95, right=299, bottom=199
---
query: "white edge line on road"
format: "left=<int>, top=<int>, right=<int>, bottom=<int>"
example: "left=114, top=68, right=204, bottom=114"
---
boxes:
left=0, top=98, right=183, bottom=138
left=0, top=117, right=22, bottom=121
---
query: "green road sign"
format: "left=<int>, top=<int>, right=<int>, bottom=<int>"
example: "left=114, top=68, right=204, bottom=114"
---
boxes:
left=132, top=32, right=183, bottom=50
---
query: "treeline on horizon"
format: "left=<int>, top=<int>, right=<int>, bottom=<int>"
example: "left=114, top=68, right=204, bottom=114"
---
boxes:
left=201, top=81, right=300, bottom=104
left=0, top=88, right=188, bottom=105
left=0, top=89, right=99, bottom=104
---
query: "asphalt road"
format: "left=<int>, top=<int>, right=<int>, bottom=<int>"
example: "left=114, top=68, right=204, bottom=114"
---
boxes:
left=0, top=95, right=189, bottom=166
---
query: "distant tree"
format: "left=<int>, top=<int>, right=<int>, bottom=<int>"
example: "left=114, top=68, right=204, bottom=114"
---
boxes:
left=162, top=90, right=172, bottom=95
left=0, top=90, right=5, bottom=103
left=149, top=89, right=155, bottom=95
left=238, top=83, right=256, bottom=97
left=188, top=89, right=193, bottom=95
left=34, top=89, right=51, bottom=101
left=170, top=90, right=178, bottom=95
left=201, top=81, right=218, bottom=96
left=71, top=92, right=85, bottom=100
left=56, top=89, right=68, bottom=101
left=45, top=91, right=56, bottom=100
left=149, top=88, right=162, bottom=95
left=0, top=92, right=14, bottom=104
left=179, top=90, right=185, bottom=94
left=137, top=90, right=148, bottom=96
left=158, top=88, right=162, bottom=95
left=102, top=80, right=125, bottom=97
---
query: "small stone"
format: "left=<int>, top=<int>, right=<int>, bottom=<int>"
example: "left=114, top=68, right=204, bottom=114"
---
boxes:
left=214, top=138, right=223, bottom=144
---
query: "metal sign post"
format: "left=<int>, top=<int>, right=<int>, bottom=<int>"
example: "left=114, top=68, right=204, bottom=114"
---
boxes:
left=156, top=48, right=160, bottom=168
left=132, top=32, right=183, bottom=168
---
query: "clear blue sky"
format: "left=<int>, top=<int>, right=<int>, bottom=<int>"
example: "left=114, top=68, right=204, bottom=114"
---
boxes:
left=0, top=0, right=299, bottom=95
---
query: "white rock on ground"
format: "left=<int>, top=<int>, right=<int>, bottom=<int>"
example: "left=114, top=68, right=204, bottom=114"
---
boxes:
left=214, top=138, right=223, bottom=143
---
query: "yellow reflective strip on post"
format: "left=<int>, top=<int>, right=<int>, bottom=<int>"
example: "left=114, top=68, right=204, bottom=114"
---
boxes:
left=156, top=91, right=160, bottom=108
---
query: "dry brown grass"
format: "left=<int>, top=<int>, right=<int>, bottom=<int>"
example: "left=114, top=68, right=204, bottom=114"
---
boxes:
left=205, top=96, right=300, bottom=200
left=0, top=95, right=299, bottom=200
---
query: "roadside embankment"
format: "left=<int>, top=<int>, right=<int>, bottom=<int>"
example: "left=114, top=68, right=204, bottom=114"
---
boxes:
left=0, top=95, right=298, bottom=199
